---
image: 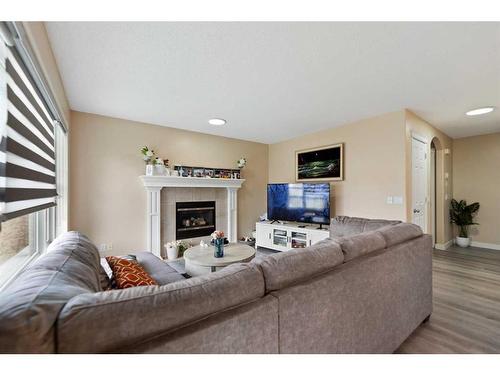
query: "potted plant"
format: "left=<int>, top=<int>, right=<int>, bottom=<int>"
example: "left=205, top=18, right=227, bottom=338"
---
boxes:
left=141, top=146, right=155, bottom=175
left=164, top=241, right=178, bottom=260
left=450, top=199, right=480, bottom=248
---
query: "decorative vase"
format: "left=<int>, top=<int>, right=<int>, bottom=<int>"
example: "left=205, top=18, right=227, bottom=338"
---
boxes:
left=214, top=238, right=224, bottom=258
left=456, top=236, right=471, bottom=248
left=165, top=243, right=178, bottom=260
left=145, top=164, right=154, bottom=176
left=154, top=165, right=166, bottom=176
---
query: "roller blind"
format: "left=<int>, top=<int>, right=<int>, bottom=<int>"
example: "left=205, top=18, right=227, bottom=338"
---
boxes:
left=0, top=40, right=57, bottom=223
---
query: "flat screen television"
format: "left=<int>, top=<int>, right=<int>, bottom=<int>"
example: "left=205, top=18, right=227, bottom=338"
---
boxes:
left=267, top=183, right=330, bottom=225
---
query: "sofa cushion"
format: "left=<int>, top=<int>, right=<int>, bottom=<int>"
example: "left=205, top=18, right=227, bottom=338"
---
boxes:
left=56, top=262, right=265, bottom=353
left=334, top=231, right=387, bottom=262
left=136, top=251, right=185, bottom=285
left=377, top=223, right=423, bottom=247
left=106, top=256, right=158, bottom=289
left=253, top=239, right=344, bottom=292
left=0, top=231, right=101, bottom=353
left=330, top=216, right=401, bottom=237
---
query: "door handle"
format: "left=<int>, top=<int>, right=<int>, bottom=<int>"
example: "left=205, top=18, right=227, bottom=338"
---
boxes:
left=413, top=209, right=420, bottom=214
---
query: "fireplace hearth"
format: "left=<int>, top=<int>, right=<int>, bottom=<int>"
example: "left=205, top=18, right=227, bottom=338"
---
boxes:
left=176, top=201, right=216, bottom=240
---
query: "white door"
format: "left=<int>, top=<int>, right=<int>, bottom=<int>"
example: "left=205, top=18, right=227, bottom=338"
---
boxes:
left=412, top=137, right=428, bottom=231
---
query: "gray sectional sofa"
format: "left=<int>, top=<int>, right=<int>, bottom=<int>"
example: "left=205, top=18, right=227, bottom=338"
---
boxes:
left=0, top=216, right=432, bottom=353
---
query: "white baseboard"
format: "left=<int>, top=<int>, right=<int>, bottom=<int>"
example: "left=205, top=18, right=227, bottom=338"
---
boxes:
left=471, top=241, right=500, bottom=251
left=434, top=240, right=453, bottom=250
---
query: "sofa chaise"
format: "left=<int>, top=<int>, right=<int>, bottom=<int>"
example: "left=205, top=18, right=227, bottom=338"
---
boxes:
left=0, top=216, right=432, bottom=353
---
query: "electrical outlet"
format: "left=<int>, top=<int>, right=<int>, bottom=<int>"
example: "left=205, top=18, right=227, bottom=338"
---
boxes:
left=99, top=244, right=113, bottom=253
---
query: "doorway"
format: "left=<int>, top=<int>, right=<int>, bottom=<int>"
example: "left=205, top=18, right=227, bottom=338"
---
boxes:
left=411, top=135, right=428, bottom=232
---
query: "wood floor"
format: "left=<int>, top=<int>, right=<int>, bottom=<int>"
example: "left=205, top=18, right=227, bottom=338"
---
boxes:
left=397, top=246, right=500, bottom=353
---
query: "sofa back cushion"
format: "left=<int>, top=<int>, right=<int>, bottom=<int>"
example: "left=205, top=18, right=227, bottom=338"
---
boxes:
left=330, top=216, right=401, bottom=238
left=0, top=231, right=101, bottom=353
left=56, top=262, right=265, bottom=353
left=253, top=239, right=344, bottom=292
left=135, top=251, right=185, bottom=285
left=377, top=223, right=423, bottom=247
left=335, top=231, right=387, bottom=262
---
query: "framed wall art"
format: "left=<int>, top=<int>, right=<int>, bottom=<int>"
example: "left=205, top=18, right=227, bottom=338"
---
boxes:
left=296, top=143, right=343, bottom=181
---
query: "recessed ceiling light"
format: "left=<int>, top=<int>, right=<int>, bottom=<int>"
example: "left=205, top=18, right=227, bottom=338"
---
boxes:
left=208, top=118, right=226, bottom=126
left=466, top=107, right=495, bottom=116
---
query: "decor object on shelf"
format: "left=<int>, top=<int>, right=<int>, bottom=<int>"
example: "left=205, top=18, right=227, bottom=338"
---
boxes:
left=174, top=165, right=241, bottom=179
left=211, top=231, right=225, bottom=258
left=154, top=158, right=166, bottom=175
left=237, top=157, right=247, bottom=169
left=141, top=146, right=156, bottom=175
left=165, top=242, right=178, bottom=260
left=296, top=143, right=344, bottom=181
left=141, top=146, right=155, bottom=163
left=450, top=199, right=480, bottom=248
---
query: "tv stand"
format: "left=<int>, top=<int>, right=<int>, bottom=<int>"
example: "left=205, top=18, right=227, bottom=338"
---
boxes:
left=255, top=221, right=330, bottom=252
left=317, top=224, right=324, bottom=230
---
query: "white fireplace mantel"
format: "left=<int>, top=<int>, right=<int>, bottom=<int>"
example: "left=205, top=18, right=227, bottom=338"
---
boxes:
left=140, top=175, right=245, bottom=257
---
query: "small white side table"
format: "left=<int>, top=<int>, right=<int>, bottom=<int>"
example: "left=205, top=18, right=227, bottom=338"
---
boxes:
left=184, top=243, right=256, bottom=277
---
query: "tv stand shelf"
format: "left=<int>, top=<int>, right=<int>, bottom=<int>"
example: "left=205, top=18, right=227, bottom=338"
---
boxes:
left=255, top=221, right=330, bottom=252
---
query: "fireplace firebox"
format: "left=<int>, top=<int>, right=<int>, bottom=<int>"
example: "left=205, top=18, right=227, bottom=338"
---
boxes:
left=176, top=201, right=216, bottom=240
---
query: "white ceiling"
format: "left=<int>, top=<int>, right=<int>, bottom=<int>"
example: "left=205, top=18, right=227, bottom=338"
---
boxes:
left=46, top=22, right=500, bottom=143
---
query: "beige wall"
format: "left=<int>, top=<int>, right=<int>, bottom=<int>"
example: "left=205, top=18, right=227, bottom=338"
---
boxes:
left=405, top=110, right=454, bottom=244
left=269, top=111, right=407, bottom=221
left=69, top=111, right=268, bottom=252
left=453, top=132, right=500, bottom=246
left=23, top=22, right=70, bottom=127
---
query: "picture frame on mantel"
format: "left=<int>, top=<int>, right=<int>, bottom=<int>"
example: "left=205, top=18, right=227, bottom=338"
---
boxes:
left=296, top=143, right=344, bottom=181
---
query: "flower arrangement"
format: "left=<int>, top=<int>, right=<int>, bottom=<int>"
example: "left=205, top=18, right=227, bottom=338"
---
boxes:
left=141, top=146, right=155, bottom=164
left=237, top=157, right=247, bottom=169
left=154, top=157, right=164, bottom=166
left=211, top=231, right=225, bottom=240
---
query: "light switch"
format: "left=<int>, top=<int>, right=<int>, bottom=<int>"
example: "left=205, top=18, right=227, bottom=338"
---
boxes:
left=445, top=172, right=449, bottom=179
left=393, top=196, right=403, bottom=205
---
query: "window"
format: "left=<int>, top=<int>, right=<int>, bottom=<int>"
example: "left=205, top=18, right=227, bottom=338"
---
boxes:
left=0, top=23, right=68, bottom=289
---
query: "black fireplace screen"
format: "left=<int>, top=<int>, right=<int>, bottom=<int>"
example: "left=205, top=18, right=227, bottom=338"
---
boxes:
left=176, top=201, right=216, bottom=240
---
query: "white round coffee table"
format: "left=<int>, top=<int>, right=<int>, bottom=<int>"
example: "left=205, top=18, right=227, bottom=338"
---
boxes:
left=184, top=243, right=256, bottom=277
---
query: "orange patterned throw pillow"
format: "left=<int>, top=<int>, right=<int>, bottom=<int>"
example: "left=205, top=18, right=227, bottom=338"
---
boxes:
left=105, top=256, right=158, bottom=289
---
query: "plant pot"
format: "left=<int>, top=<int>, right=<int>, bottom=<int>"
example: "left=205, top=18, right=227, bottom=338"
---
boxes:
left=145, top=164, right=154, bottom=176
left=456, top=236, right=471, bottom=248
left=165, top=244, right=178, bottom=260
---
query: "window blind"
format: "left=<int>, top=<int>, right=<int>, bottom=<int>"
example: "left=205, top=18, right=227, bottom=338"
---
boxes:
left=0, top=41, right=57, bottom=223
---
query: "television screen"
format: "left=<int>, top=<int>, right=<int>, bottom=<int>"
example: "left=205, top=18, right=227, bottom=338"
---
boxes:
left=267, top=183, right=330, bottom=224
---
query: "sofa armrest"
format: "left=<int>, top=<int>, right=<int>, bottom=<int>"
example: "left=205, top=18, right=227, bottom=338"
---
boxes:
left=56, top=262, right=264, bottom=353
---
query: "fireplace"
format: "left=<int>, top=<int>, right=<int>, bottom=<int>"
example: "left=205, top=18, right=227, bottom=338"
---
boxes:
left=176, top=201, right=216, bottom=240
